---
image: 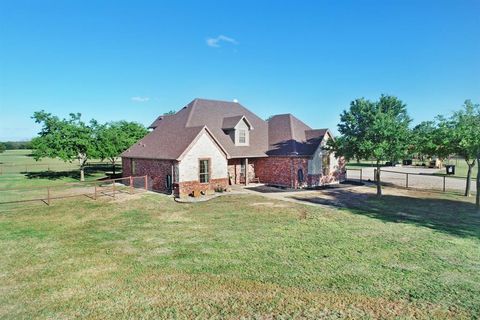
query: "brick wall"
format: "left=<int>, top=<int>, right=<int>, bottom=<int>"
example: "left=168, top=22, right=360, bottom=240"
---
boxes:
left=122, top=157, right=175, bottom=193
left=255, top=156, right=307, bottom=188
left=175, top=178, right=229, bottom=198
left=255, top=156, right=345, bottom=188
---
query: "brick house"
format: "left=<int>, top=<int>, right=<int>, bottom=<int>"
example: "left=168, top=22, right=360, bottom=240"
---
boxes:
left=121, top=98, right=345, bottom=197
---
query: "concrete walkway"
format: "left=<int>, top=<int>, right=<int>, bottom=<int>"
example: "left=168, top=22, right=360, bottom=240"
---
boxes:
left=234, top=183, right=356, bottom=208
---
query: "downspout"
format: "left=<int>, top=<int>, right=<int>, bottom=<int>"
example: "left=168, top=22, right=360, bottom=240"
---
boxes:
left=290, top=157, right=294, bottom=189
left=171, top=162, right=174, bottom=196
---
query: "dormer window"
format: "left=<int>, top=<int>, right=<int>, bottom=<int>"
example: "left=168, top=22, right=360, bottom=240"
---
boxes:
left=238, top=129, right=246, bottom=144
left=222, top=115, right=253, bottom=146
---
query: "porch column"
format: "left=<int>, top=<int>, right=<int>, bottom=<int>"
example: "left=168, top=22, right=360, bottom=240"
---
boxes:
left=245, top=158, right=249, bottom=185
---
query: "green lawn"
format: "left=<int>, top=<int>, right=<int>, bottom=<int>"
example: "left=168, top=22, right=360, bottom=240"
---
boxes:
left=0, top=149, right=119, bottom=175
left=1, top=151, right=479, bottom=318
left=1, top=185, right=479, bottom=318
left=0, top=150, right=119, bottom=189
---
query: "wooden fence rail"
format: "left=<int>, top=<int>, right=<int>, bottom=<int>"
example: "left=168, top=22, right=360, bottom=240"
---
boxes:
left=0, top=175, right=148, bottom=206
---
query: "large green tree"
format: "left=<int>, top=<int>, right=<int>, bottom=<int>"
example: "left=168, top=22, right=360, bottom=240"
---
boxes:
left=333, top=95, right=412, bottom=196
left=94, top=121, right=147, bottom=175
left=31, top=111, right=96, bottom=181
left=448, top=100, right=480, bottom=197
left=411, top=121, right=437, bottom=161
left=0, top=142, right=6, bottom=153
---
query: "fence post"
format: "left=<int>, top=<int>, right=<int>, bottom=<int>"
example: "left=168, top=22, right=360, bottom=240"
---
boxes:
left=47, top=187, right=50, bottom=205
left=443, top=176, right=446, bottom=192
left=406, top=173, right=409, bottom=189
left=130, top=176, right=133, bottom=194
left=360, top=169, right=363, bottom=182
left=144, top=175, right=148, bottom=190
left=94, top=184, right=97, bottom=200
left=112, top=180, right=116, bottom=198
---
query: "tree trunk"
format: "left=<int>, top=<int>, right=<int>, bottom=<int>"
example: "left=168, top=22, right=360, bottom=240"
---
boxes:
left=376, top=162, right=382, bottom=196
left=465, top=160, right=475, bottom=197
left=476, top=154, right=480, bottom=212
left=112, top=159, right=116, bottom=175
left=78, top=153, right=87, bottom=182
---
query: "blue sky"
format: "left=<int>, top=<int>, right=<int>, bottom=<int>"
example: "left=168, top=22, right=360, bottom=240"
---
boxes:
left=1, top=0, right=479, bottom=140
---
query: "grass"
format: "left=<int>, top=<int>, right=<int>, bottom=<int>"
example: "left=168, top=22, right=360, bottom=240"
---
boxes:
left=1, top=187, right=479, bottom=318
left=0, top=149, right=119, bottom=175
left=1, top=151, right=479, bottom=318
left=440, top=158, right=478, bottom=179
left=0, top=150, right=119, bottom=189
left=0, top=150, right=124, bottom=205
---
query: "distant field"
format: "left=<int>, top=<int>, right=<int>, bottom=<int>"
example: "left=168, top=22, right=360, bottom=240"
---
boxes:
left=0, top=150, right=121, bottom=180
left=0, top=150, right=119, bottom=189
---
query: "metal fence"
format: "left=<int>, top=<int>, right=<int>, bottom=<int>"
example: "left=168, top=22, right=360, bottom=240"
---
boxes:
left=346, top=168, right=477, bottom=194
left=0, top=175, right=149, bottom=208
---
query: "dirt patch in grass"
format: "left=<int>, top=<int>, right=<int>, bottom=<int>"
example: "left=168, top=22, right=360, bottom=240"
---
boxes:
left=250, top=201, right=290, bottom=208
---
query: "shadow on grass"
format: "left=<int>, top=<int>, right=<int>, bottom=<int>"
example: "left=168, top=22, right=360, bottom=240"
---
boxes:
left=246, top=181, right=364, bottom=194
left=291, top=188, right=480, bottom=239
left=24, top=164, right=117, bottom=181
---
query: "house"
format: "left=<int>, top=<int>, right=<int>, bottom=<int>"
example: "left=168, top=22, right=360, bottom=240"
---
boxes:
left=121, top=98, right=345, bottom=197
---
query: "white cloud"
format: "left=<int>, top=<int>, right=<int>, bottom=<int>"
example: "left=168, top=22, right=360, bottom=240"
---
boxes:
left=131, top=96, right=150, bottom=102
left=206, top=35, right=238, bottom=48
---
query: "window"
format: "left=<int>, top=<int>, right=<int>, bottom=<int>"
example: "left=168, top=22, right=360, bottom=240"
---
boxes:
left=322, top=153, right=330, bottom=175
left=131, top=159, right=136, bottom=175
left=238, top=129, right=246, bottom=144
left=199, top=159, right=210, bottom=183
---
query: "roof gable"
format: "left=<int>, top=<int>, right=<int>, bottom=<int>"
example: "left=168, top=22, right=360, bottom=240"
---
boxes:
left=221, top=115, right=253, bottom=130
left=122, top=99, right=333, bottom=160
left=267, top=114, right=329, bottom=156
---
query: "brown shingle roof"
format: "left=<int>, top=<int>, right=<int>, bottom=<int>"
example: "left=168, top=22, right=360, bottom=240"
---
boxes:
left=221, top=115, right=253, bottom=130
left=267, top=114, right=328, bottom=156
left=122, top=99, right=330, bottom=160
left=148, top=114, right=174, bottom=129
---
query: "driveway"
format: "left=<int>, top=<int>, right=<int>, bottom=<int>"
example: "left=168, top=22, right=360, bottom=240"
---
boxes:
left=347, top=166, right=476, bottom=194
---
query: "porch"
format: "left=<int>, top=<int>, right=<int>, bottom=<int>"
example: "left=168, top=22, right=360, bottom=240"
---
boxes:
left=227, top=158, right=260, bottom=185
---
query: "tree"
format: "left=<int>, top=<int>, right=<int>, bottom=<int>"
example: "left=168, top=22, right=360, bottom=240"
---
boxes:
left=411, top=118, right=456, bottom=164
left=163, top=110, right=176, bottom=115
left=95, top=121, right=148, bottom=175
left=0, top=142, right=5, bottom=153
left=448, top=100, right=480, bottom=197
left=411, top=121, right=437, bottom=162
left=31, top=111, right=96, bottom=181
left=332, top=95, right=412, bottom=196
